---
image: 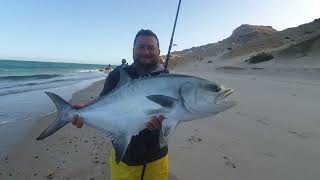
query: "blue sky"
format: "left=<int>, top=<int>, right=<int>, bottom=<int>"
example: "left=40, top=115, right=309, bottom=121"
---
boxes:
left=0, top=0, right=319, bottom=65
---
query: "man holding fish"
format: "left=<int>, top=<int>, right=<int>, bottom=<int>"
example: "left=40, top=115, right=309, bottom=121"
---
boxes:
left=72, top=29, right=169, bottom=180
left=38, top=29, right=234, bottom=180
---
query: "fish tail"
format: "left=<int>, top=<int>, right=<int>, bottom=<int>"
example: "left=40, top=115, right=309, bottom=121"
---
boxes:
left=36, top=92, right=75, bottom=140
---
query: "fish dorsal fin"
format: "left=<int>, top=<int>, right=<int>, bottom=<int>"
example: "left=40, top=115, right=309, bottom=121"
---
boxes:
left=159, top=120, right=179, bottom=148
left=146, top=95, right=179, bottom=108
left=115, top=68, right=132, bottom=89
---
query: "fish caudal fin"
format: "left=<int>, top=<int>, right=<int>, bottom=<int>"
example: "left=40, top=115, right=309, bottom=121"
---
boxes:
left=36, top=92, right=74, bottom=140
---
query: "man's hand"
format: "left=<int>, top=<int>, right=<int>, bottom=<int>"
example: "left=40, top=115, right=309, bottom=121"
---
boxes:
left=145, top=115, right=165, bottom=131
left=71, top=104, right=85, bottom=128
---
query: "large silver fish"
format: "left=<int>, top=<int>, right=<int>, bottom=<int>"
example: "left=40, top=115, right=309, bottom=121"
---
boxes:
left=37, top=69, right=235, bottom=163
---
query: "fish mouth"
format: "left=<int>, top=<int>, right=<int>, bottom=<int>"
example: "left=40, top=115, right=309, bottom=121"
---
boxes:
left=214, top=88, right=234, bottom=104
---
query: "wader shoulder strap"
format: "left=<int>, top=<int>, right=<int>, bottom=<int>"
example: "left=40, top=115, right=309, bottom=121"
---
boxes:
left=140, top=163, right=147, bottom=180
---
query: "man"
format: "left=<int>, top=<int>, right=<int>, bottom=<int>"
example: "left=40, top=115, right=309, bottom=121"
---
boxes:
left=121, top=59, right=128, bottom=67
left=72, top=29, right=169, bottom=180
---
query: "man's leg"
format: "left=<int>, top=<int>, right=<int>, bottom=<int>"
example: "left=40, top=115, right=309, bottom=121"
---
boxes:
left=144, top=154, right=168, bottom=180
left=109, top=148, right=142, bottom=180
left=109, top=148, right=168, bottom=180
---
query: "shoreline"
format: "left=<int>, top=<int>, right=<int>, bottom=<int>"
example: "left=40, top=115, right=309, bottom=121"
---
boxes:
left=0, top=79, right=111, bottom=180
left=0, top=77, right=106, bottom=154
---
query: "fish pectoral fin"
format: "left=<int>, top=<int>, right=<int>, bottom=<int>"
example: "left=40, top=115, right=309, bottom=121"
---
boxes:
left=159, top=120, right=179, bottom=148
left=146, top=95, right=179, bottom=108
left=107, top=131, right=132, bottom=164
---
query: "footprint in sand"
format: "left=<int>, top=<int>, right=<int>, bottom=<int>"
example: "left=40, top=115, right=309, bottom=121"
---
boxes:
left=288, top=130, right=311, bottom=139
left=168, top=172, right=179, bottom=180
left=187, top=135, right=202, bottom=144
left=256, top=116, right=271, bottom=127
left=263, top=152, right=277, bottom=159
left=235, top=111, right=248, bottom=117
left=178, top=146, right=192, bottom=150
left=222, top=155, right=237, bottom=169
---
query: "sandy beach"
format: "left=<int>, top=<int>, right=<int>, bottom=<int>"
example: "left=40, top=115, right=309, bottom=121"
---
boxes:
left=1, top=60, right=320, bottom=179
left=170, top=62, right=320, bottom=180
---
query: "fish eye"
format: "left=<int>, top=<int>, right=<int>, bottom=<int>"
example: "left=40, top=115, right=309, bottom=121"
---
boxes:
left=204, top=84, right=221, bottom=92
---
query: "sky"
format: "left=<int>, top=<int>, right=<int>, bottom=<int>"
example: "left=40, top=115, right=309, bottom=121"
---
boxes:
left=0, top=0, right=319, bottom=65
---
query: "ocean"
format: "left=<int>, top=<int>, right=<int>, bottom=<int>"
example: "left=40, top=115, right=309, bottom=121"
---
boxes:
left=0, top=60, right=111, bottom=96
left=0, top=59, right=113, bottom=153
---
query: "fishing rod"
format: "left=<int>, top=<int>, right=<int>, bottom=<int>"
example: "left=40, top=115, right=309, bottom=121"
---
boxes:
left=164, top=0, right=182, bottom=71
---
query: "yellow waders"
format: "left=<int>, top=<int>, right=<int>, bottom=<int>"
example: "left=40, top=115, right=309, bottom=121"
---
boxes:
left=109, top=148, right=168, bottom=180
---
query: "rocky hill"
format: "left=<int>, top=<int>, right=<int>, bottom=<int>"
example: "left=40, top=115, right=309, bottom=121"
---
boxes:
left=166, top=18, right=320, bottom=68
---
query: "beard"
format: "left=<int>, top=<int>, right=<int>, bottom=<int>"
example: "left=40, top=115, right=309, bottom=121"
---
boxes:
left=134, top=57, right=159, bottom=70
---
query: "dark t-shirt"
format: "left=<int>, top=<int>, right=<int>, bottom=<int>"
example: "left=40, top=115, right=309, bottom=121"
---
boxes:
left=100, top=63, right=168, bottom=166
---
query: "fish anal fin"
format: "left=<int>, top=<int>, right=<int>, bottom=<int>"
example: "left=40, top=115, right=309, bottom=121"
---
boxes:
left=103, top=130, right=131, bottom=164
left=146, top=95, right=179, bottom=108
